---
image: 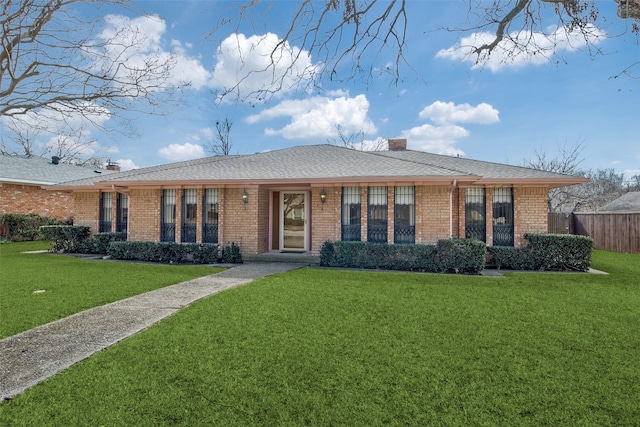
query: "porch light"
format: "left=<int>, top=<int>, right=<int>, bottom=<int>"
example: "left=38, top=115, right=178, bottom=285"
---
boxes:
left=242, top=189, right=249, bottom=204
left=320, top=188, right=327, bottom=204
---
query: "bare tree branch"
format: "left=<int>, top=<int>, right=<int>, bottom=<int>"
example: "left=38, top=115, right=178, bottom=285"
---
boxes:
left=1, top=0, right=179, bottom=124
left=205, top=117, right=234, bottom=156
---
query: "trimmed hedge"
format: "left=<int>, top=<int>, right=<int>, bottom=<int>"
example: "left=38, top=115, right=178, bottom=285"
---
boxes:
left=525, top=233, right=594, bottom=272
left=486, top=234, right=594, bottom=272
left=108, top=241, right=221, bottom=264
left=67, top=232, right=128, bottom=254
left=320, top=239, right=484, bottom=274
left=1, top=214, right=69, bottom=241
left=486, top=246, right=536, bottom=270
left=435, top=239, right=487, bottom=274
left=40, top=225, right=91, bottom=252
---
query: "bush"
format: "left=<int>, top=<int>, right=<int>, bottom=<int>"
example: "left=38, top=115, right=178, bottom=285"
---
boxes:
left=486, top=246, right=536, bottom=270
left=221, top=242, right=243, bottom=264
left=1, top=214, right=69, bottom=241
left=108, top=241, right=220, bottom=264
left=320, top=240, right=472, bottom=274
left=524, top=233, right=594, bottom=272
left=436, top=239, right=487, bottom=274
left=39, top=225, right=91, bottom=252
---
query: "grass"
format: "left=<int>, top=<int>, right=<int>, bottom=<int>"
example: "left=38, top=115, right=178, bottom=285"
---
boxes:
left=0, top=241, right=222, bottom=339
left=1, top=249, right=639, bottom=425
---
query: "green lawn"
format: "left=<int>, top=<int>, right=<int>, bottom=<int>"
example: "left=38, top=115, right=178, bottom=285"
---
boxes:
left=0, top=241, right=222, bottom=339
left=1, top=249, right=639, bottom=426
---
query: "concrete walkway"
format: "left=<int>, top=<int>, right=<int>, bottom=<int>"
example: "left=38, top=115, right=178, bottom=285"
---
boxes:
left=0, top=263, right=304, bottom=401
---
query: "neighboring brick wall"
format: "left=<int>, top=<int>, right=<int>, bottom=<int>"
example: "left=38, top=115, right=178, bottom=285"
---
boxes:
left=74, top=192, right=100, bottom=233
left=514, top=186, right=548, bottom=247
left=0, top=183, right=74, bottom=219
left=128, top=188, right=161, bottom=242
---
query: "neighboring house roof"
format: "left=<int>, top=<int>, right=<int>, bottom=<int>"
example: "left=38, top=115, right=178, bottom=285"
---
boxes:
left=0, top=154, right=115, bottom=186
left=597, top=192, right=640, bottom=212
left=51, top=144, right=587, bottom=190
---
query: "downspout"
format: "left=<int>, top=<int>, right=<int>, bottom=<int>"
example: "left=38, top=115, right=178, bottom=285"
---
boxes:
left=449, top=179, right=457, bottom=239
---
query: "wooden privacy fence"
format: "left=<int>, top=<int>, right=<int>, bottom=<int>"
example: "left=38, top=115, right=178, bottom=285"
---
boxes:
left=548, top=212, right=640, bottom=254
left=573, top=213, right=640, bottom=254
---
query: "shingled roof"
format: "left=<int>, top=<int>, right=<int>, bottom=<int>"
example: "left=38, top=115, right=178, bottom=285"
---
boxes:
left=597, top=192, right=640, bottom=212
left=51, top=144, right=587, bottom=189
left=0, top=154, right=115, bottom=186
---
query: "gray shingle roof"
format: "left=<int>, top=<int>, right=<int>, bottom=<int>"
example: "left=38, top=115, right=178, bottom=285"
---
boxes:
left=52, top=144, right=585, bottom=188
left=0, top=154, right=115, bottom=185
left=377, top=149, right=578, bottom=180
left=597, top=192, right=640, bottom=212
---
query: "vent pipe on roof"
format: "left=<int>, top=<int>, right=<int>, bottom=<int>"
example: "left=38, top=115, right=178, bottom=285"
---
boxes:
left=388, top=138, right=407, bottom=151
left=51, top=156, right=60, bottom=165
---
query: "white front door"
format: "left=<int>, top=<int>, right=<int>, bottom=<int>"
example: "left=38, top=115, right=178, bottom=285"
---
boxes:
left=280, top=192, right=308, bottom=252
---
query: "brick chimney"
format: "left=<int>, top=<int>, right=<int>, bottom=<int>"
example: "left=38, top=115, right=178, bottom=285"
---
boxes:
left=106, top=160, right=121, bottom=172
left=388, top=138, right=407, bottom=151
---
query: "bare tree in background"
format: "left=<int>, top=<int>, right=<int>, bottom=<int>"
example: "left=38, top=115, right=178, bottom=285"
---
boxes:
left=214, top=0, right=639, bottom=102
left=0, top=114, right=106, bottom=166
left=1, top=0, right=177, bottom=122
left=328, top=124, right=386, bottom=151
left=205, top=118, right=234, bottom=156
left=523, top=140, right=628, bottom=212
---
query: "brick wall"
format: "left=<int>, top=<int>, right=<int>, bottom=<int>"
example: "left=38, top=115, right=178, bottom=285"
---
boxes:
left=311, top=186, right=340, bottom=253
left=67, top=183, right=551, bottom=254
left=221, top=187, right=259, bottom=255
left=514, top=186, right=548, bottom=247
left=129, top=188, right=161, bottom=241
left=74, top=192, right=100, bottom=233
left=0, top=183, right=74, bottom=219
left=418, top=185, right=453, bottom=243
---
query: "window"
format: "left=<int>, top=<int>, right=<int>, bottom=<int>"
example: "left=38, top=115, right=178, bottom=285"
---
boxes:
left=99, top=192, right=113, bottom=232
left=367, top=186, right=388, bottom=243
left=203, top=189, right=219, bottom=244
left=394, top=186, right=415, bottom=244
left=161, top=189, right=176, bottom=242
left=492, top=187, right=514, bottom=246
left=116, top=193, right=128, bottom=235
left=465, top=188, right=486, bottom=242
left=181, top=189, right=197, bottom=243
left=341, top=187, right=361, bottom=241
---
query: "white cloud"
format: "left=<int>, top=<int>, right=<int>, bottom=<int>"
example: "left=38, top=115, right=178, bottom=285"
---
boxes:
left=400, top=124, right=469, bottom=156
left=158, top=143, right=205, bottom=161
left=114, top=159, right=140, bottom=171
left=246, top=94, right=376, bottom=140
left=624, top=169, right=640, bottom=180
left=96, top=15, right=212, bottom=91
left=436, top=24, right=605, bottom=72
left=399, top=100, right=500, bottom=155
left=419, top=101, right=500, bottom=125
left=212, top=33, right=320, bottom=103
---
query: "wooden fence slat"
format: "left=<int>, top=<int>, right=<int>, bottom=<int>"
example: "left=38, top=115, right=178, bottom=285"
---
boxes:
left=571, top=213, right=640, bottom=254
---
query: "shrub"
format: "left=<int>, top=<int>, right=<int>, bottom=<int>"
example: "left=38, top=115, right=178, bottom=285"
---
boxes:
left=1, top=214, right=68, bottom=241
left=486, top=246, right=536, bottom=270
left=39, top=225, right=91, bottom=252
left=436, top=239, right=487, bottom=274
left=221, top=242, right=243, bottom=264
left=108, top=241, right=220, bottom=264
left=524, top=233, right=594, bottom=272
left=320, top=240, right=467, bottom=273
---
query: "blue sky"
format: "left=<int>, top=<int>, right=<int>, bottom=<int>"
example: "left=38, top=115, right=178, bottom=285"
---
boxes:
left=3, top=1, right=639, bottom=180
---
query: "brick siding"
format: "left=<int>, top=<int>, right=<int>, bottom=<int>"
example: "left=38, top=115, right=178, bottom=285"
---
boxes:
left=0, top=183, right=74, bottom=219
left=69, top=184, right=551, bottom=255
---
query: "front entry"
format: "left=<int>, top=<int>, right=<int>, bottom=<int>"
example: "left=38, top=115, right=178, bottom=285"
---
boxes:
left=280, top=191, right=308, bottom=252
